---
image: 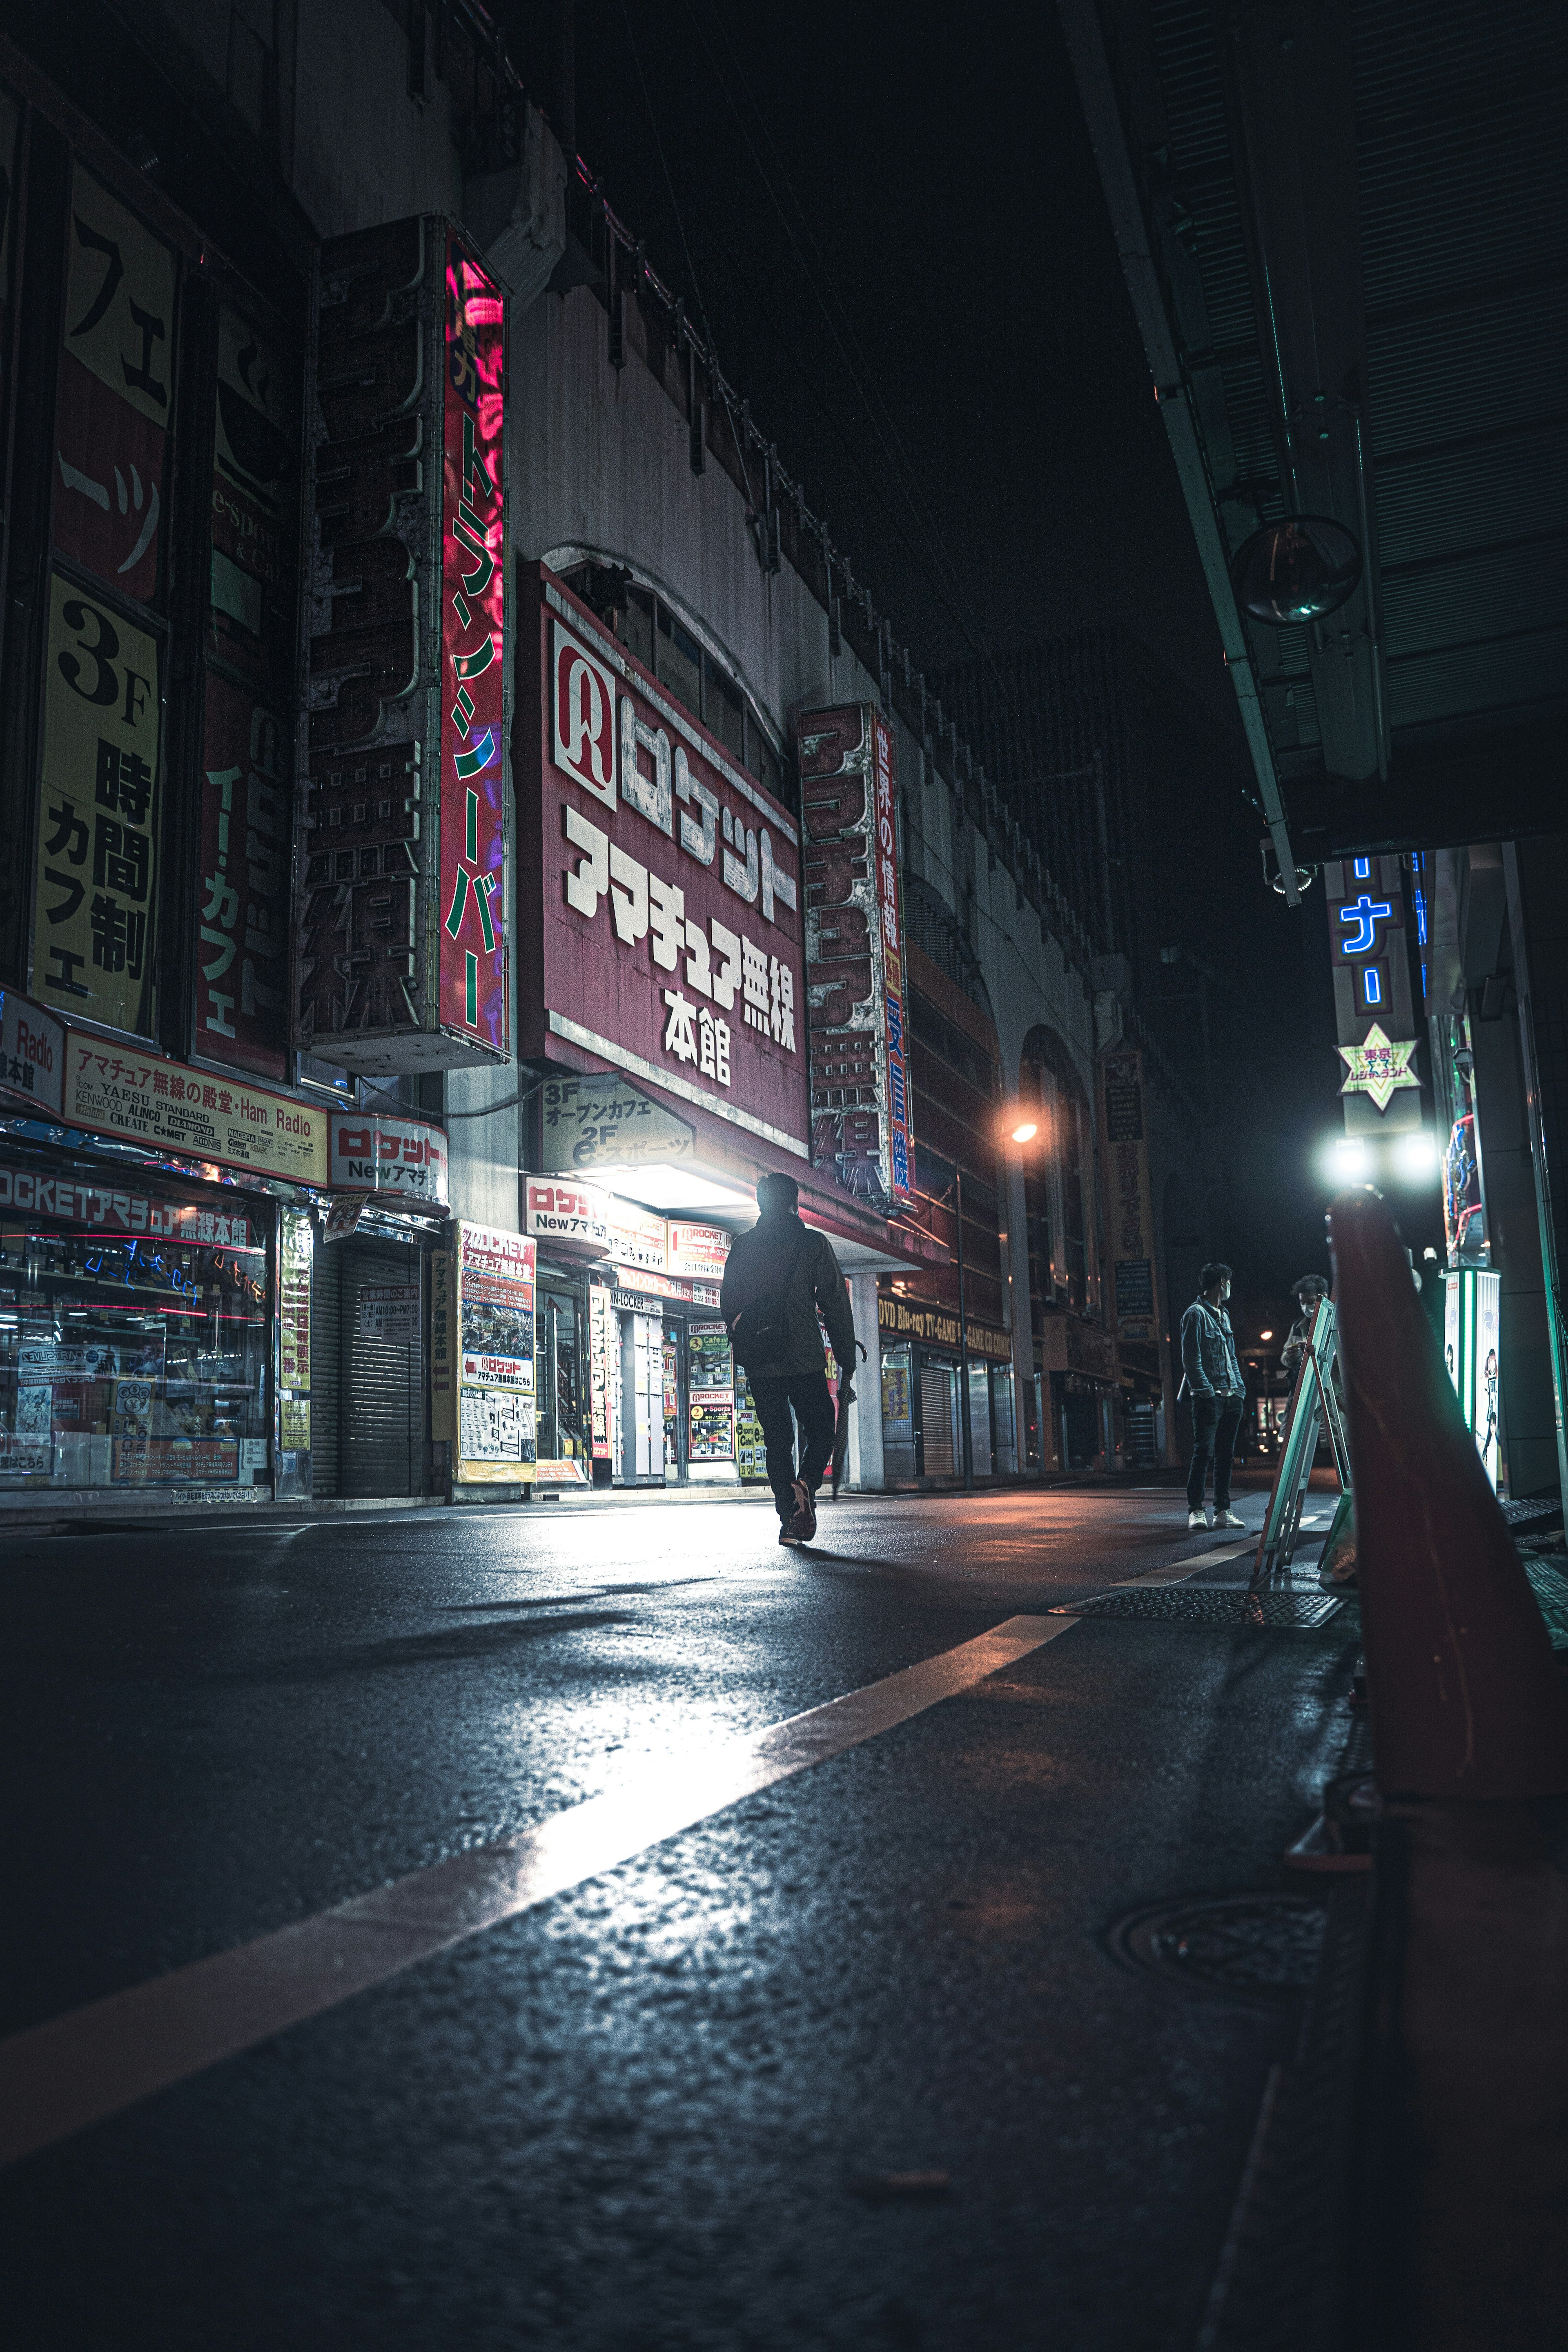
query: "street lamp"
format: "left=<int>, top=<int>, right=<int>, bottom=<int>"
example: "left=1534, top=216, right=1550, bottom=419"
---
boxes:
left=1010, top=1120, right=1039, bottom=1144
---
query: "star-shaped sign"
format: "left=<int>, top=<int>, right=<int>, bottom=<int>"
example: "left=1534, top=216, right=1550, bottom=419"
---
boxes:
left=1337, top=1022, right=1419, bottom=1113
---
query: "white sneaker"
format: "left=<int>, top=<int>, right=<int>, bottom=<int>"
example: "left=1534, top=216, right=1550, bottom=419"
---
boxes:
left=1187, top=1508, right=1209, bottom=1532
left=1214, top=1510, right=1245, bottom=1529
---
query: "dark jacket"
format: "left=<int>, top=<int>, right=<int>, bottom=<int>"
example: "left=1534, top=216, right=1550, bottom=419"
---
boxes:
left=720, top=1210, right=856, bottom=1378
left=1180, top=1295, right=1245, bottom=1398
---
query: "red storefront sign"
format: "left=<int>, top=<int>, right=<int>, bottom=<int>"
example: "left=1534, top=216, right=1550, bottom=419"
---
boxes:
left=797, top=703, right=913, bottom=1204
left=518, top=570, right=808, bottom=1163
left=437, top=241, right=507, bottom=1051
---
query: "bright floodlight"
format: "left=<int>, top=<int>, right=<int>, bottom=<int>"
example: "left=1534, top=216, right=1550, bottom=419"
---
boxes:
left=1394, top=1129, right=1439, bottom=1184
left=1259, top=1329, right=1274, bottom=1340
left=1324, top=1135, right=1374, bottom=1186
left=1010, top=1120, right=1039, bottom=1144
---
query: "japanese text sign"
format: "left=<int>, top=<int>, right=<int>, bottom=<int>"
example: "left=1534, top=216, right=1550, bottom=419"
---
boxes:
left=796, top=703, right=913, bottom=1205
left=0, top=990, right=65, bottom=1116
left=62, top=1036, right=327, bottom=1185
left=329, top=1112, right=449, bottom=1205
left=53, top=168, right=174, bottom=605
left=519, top=571, right=809, bottom=1162
left=33, top=575, right=160, bottom=1034
left=298, top=215, right=508, bottom=1071
left=439, top=241, right=507, bottom=1051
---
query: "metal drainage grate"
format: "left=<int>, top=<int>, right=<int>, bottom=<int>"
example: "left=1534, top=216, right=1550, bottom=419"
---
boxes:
left=1113, top=1894, right=1327, bottom=2005
left=1048, top=1586, right=1351, bottom=1628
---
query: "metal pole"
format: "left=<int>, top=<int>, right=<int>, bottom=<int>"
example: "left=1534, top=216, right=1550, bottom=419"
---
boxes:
left=956, top=1165, right=974, bottom=1491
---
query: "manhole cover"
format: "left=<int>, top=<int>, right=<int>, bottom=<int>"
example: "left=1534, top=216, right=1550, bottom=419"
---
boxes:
left=1047, top=1586, right=1350, bottom=1628
left=1113, top=1894, right=1326, bottom=2003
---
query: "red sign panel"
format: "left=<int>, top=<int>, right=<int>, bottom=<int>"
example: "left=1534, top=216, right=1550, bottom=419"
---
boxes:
left=438, top=241, right=507, bottom=1051
left=518, top=571, right=808, bottom=1163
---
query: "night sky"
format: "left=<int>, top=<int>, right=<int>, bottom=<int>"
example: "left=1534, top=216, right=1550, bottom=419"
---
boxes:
left=528, top=0, right=1366, bottom=1303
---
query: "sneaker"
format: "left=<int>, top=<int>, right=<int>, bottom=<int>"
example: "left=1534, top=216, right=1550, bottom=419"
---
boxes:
left=1187, top=1508, right=1209, bottom=1532
left=1214, top=1509, right=1246, bottom=1529
left=791, top=1478, right=817, bottom=1542
left=778, top=1521, right=801, bottom=1546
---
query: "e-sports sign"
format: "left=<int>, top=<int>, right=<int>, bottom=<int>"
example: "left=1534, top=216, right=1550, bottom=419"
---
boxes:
left=296, top=216, right=508, bottom=1071
left=517, top=570, right=808, bottom=1160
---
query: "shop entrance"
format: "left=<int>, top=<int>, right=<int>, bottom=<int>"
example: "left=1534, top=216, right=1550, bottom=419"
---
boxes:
left=311, top=1234, right=426, bottom=1499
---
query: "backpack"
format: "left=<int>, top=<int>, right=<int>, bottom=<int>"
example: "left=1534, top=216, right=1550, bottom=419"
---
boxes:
left=728, top=1225, right=811, bottom=1371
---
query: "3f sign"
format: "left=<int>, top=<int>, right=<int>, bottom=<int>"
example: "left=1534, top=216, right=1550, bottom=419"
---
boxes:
left=552, top=620, right=617, bottom=809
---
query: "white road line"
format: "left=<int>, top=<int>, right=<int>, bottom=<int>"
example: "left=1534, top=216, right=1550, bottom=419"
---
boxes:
left=1119, top=1541, right=1254, bottom=1586
left=1, top=1536, right=1238, bottom=2169
left=0, top=1615, right=1074, bottom=2167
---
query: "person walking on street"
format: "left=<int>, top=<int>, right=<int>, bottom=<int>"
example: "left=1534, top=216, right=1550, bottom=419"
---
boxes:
left=1181, top=1261, right=1247, bottom=1531
left=721, top=1172, right=857, bottom=1544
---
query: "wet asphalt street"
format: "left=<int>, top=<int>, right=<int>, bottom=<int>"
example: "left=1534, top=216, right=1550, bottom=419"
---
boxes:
left=0, top=1479, right=1355, bottom=2352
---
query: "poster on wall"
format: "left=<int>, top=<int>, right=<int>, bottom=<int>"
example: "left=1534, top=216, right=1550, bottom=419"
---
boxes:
left=521, top=570, right=809, bottom=1165
left=357, top=1284, right=421, bottom=1344
left=587, top=1281, right=614, bottom=1461
left=795, top=703, right=913, bottom=1207
left=32, top=575, right=161, bottom=1035
left=734, top=1366, right=767, bottom=1483
left=451, top=1222, right=536, bottom=1482
left=689, top=1397, right=735, bottom=1461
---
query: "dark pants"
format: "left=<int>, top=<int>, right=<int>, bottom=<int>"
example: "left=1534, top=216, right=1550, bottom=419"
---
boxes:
left=1187, top=1393, right=1243, bottom=1512
left=748, top=1370, right=836, bottom=1525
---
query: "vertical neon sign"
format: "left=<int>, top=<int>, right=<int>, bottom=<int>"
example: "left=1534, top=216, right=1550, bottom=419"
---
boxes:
left=439, top=239, right=508, bottom=1051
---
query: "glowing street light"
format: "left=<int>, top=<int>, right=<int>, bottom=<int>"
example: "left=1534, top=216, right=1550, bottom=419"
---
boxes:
left=1010, top=1120, right=1039, bottom=1145
left=1321, top=1134, right=1374, bottom=1187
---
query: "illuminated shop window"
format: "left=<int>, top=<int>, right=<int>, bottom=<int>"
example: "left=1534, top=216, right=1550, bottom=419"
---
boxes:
left=0, top=1169, right=270, bottom=1490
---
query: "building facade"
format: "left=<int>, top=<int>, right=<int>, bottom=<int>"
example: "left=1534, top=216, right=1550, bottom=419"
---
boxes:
left=0, top=0, right=1172, bottom=1512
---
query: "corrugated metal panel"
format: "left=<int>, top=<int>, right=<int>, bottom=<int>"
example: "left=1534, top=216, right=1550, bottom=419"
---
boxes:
left=1354, top=0, right=1566, bottom=308
left=1386, top=628, right=1568, bottom=731
left=1381, top=539, right=1563, bottom=662
left=1376, top=427, right=1568, bottom=570
left=1368, top=295, right=1564, bottom=459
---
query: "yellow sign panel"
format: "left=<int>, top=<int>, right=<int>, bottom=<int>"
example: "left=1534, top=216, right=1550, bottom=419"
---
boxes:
left=33, top=575, right=160, bottom=1032
left=62, top=1036, right=329, bottom=1185
left=65, top=168, right=176, bottom=428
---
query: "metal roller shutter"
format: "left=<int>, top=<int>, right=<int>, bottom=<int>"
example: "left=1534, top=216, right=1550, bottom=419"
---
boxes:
left=341, top=1239, right=423, bottom=1498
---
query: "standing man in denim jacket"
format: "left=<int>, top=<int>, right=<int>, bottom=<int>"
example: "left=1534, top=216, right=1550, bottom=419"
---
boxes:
left=1181, top=1261, right=1247, bottom=1531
